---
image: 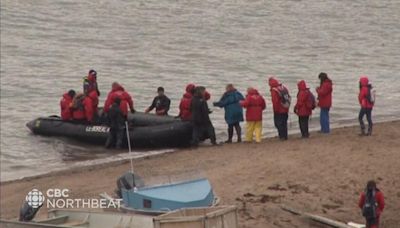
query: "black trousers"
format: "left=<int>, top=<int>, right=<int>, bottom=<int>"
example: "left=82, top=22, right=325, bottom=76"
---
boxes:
left=274, top=113, right=288, bottom=140
left=298, top=116, right=310, bottom=138
left=359, top=108, right=373, bottom=134
left=192, top=122, right=216, bottom=146
left=227, top=122, right=241, bottom=142
left=105, top=126, right=125, bottom=149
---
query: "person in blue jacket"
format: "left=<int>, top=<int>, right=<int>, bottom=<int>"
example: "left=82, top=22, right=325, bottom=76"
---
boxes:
left=213, top=84, right=245, bottom=143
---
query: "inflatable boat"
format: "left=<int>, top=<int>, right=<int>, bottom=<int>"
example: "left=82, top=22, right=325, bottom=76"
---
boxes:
left=26, top=114, right=193, bottom=148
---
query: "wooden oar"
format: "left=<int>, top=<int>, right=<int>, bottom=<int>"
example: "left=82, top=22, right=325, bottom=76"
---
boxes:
left=281, top=205, right=353, bottom=228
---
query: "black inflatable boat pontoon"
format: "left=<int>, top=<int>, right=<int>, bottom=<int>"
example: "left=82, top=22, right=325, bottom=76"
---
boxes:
left=26, top=113, right=193, bottom=148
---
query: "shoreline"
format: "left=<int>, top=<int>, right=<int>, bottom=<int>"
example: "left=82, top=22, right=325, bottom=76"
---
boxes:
left=1, top=121, right=400, bottom=227
left=2, top=118, right=399, bottom=184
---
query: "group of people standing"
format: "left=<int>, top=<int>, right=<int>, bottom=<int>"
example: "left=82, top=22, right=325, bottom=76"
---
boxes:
left=212, top=73, right=334, bottom=143
left=212, top=72, right=376, bottom=143
left=60, top=70, right=375, bottom=147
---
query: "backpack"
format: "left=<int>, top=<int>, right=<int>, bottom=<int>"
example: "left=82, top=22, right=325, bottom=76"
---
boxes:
left=362, top=189, right=377, bottom=221
left=274, top=85, right=291, bottom=108
left=306, top=91, right=316, bottom=110
left=72, top=94, right=85, bottom=111
left=367, top=86, right=375, bottom=104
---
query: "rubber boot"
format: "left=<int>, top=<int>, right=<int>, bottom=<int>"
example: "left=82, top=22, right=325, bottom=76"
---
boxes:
left=225, top=126, right=233, bottom=143
left=235, top=124, right=242, bottom=143
left=359, top=127, right=366, bottom=136
left=367, top=126, right=373, bottom=136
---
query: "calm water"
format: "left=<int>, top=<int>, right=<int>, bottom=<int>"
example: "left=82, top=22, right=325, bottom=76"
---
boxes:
left=1, top=0, right=399, bottom=181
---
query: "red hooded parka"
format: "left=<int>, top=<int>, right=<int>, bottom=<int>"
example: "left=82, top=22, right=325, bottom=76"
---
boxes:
left=358, top=190, right=384, bottom=227
left=359, top=76, right=374, bottom=109
left=104, top=84, right=134, bottom=117
left=269, top=77, right=289, bottom=114
left=178, top=84, right=211, bottom=121
left=295, top=80, right=313, bottom=117
left=178, top=84, right=195, bottom=121
left=316, top=78, right=333, bottom=108
left=240, top=89, right=266, bottom=121
left=60, top=93, right=73, bottom=120
left=71, top=94, right=94, bottom=122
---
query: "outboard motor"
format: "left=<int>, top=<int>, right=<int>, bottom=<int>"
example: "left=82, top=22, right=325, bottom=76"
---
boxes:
left=19, top=201, right=42, bottom=222
left=115, top=172, right=137, bottom=198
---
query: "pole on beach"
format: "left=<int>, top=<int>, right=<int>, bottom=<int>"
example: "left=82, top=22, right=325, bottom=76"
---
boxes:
left=125, top=121, right=134, bottom=174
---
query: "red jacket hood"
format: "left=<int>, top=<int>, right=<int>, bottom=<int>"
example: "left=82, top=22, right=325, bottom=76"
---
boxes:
left=297, top=80, right=307, bottom=90
left=248, top=88, right=259, bottom=95
left=360, top=76, right=369, bottom=87
left=112, top=84, right=125, bottom=92
left=186, top=84, right=195, bottom=93
left=268, top=77, right=280, bottom=88
left=63, top=93, right=72, bottom=100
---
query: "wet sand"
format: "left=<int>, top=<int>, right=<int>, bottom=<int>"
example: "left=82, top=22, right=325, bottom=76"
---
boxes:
left=1, top=121, right=400, bottom=227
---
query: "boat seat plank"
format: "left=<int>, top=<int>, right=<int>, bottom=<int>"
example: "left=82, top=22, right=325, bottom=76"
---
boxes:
left=37, top=215, right=69, bottom=224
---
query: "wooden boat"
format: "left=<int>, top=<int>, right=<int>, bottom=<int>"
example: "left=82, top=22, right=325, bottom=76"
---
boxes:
left=101, top=178, right=219, bottom=215
left=0, top=206, right=237, bottom=228
left=0, top=209, right=154, bottom=228
left=153, top=206, right=238, bottom=228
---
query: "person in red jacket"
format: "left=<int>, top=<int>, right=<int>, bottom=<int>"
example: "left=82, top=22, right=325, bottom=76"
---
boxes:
left=83, top=69, right=100, bottom=96
left=316, top=72, right=333, bottom=133
left=178, top=84, right=211, bottom=121
left=358, top=180, right=384, bottom=228
left=60, top=90, right=76, bottom=121
left=178, top=84, right=196, bottom=121
left=268, top=77, right=290, bottom=140
left=103, top=82, right=135, bottom=117
left=358, top=76, right=375, bottom=136
left=294, top=80, right=315, bottom=138
left=70, top=93, right=94, bottom=123
left=83, top=70, right=100, bottom=120
left=240, top=88, right=266, bottom=143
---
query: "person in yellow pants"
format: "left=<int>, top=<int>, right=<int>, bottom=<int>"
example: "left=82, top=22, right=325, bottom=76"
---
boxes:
left=240, top=88, right=266, bottom=143
left=246, top=121, right=263, bottom=143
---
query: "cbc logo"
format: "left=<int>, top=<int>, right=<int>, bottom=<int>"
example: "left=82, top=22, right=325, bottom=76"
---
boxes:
left=25, top=189, right=45, bottom=208
left=26, top=188, right=70, bottom=208
left=46, top=189, right=69, bottom=198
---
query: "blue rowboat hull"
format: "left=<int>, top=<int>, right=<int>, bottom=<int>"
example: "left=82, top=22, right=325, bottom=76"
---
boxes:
left=122, top=178, right=215, bottom=212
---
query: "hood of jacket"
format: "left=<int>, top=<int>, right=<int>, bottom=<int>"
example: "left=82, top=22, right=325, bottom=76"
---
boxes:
left=248, top=88, right=259, bottom=96
left=186, top=84, right=196, bottom=93
left=359, top=76, right=369, bottom=87
left=63, top=93, right=72, bottom=100
left=297, top=80, right=307, bottom=90
left=112, top=83, right=125, bottom=92
left=268, top=77, right=280, bottom=88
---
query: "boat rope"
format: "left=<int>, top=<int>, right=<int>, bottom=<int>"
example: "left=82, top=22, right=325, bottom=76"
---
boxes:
left=125, top=121, right=134, bottom=174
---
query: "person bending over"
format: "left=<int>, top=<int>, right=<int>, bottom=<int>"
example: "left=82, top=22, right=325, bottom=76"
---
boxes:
left=104, top=82, right=135, bottom=117
left=60, top=90, right=76, bottom=121
left=71, top=93, right=94, bottom=124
